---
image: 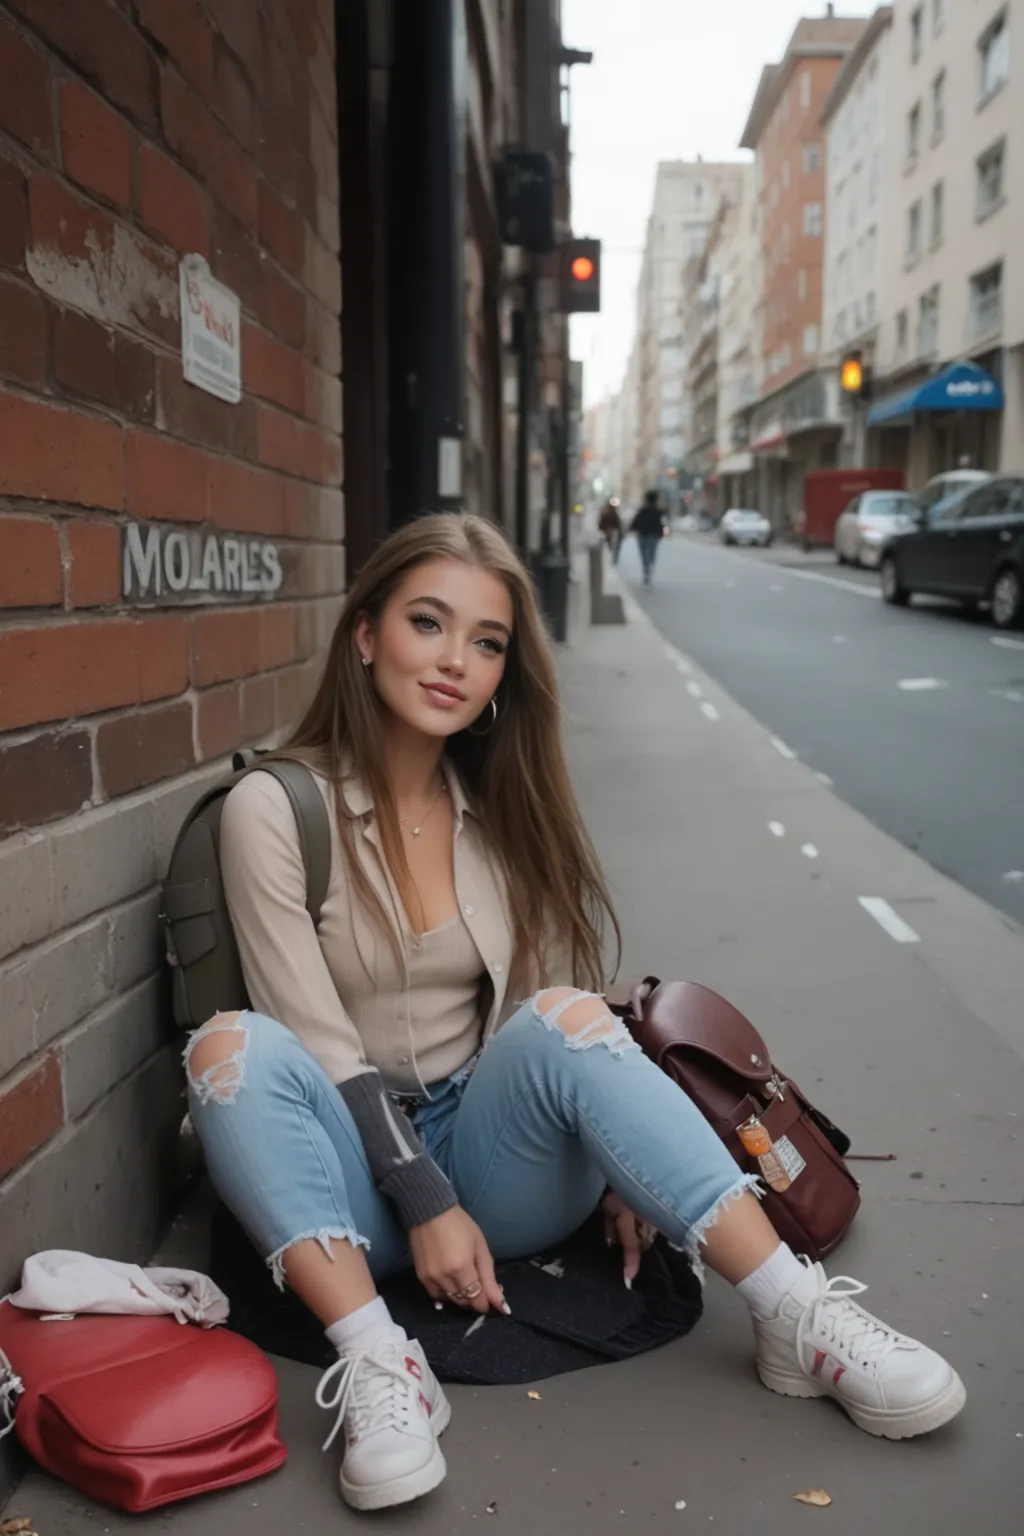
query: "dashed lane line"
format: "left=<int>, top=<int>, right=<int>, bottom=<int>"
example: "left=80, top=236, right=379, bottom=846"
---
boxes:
left=701, top=702, right=720, bottom=721
left=801, top=844, right=819, bottom=860
left=768, top=821, right=786, bottom=838
left=770, top=735, right=797, bottom=759
left=858, top=896, right=921, bottom=944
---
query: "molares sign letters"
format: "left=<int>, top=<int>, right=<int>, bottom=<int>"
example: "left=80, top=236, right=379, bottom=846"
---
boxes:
left=179, top=255, right=241, bottom=403
left=123, top=524, right=283, bottom=603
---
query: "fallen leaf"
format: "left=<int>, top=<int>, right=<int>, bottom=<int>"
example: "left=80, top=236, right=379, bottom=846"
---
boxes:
left=486, top=1501, right=497, bottom=1513
left=794, top=1489, right=832, bottom=1508
left=527, top=1390, right=542, bottom=1400
left=1, top=1522, right=35, bottom=1534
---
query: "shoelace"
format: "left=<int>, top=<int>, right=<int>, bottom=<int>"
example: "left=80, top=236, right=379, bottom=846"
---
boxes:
left=798, top=1272, right=910, bottom=1376
left=0, top=1349, right=24, bottom=1441
left=315, top=1344, right=417, bottom=1453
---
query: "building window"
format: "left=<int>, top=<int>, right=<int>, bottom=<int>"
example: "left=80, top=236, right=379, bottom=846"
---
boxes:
left=797, top=268, right=807, bottom=301
left=803, top=142, right=821, bottom=173
left=918, top=286, right=940, bottom=356
left=932, top=72, right=946, bottom=143
left=896, top=309, right=909, bottom=354
left=911, top=6, right=924, bottom=62
left=979, top=11, right=1010, bottom=103
left=930, top=180, right=944, bottom=247
left=976, top=139, right=1006, bottom=219
left=933, top=0, right=945, bottom=36
left=969, top=263, right=1003, bottom=340
left=803, top=323, right=820, bottom=357
left=803, top=202, right=823, bottom=236
left=906, top=200, right=922, bottom=264
left=907, top=102, right=922, bottom=162
left=800, top=70, right=811, bottom=109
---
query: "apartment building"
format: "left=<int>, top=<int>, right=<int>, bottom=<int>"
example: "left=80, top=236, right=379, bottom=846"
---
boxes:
left=820, top=8, right=894, bottom=464
left=868, top=0, right=1024, bottom=482
left=713, top=167, right=761, bottom=511
left=740, top=13, right=865, bottom=527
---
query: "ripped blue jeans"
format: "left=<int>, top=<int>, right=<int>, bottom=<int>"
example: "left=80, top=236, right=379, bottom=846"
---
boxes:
left=184, top=992, right=757, bottom=1289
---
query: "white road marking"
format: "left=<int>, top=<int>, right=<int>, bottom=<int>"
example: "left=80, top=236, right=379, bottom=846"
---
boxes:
left=774, top=566, right=881, bottom=600
left=801, top=844, right=819, bottom=860
left=686, top=680, right=703, bottom=698
left=992, top=635, right=1024, bottom=651
left=815, top=772, right=835, bottom=787
left=674, top=656, right=692, bottom=674
left=990, top=687, right=1024, bottom=704
left=897, top=677, right=948, bottom=691
left=768, top=821, right=786, bottom=838
left=858, top=897, right=921, bottom=944
left=770, top=735, right=797, bottom=759
left=700, top=702, right=720, bottom=721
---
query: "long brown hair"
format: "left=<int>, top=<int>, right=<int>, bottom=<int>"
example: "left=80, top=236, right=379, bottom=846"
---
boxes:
left=278, top=513, right=619, bottom=993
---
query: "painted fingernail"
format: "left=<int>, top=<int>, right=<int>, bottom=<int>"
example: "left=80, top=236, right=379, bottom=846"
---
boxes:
left=623, top=1274, right=633, bottom=1291
left=501, top=1301, right=512, bottom=1316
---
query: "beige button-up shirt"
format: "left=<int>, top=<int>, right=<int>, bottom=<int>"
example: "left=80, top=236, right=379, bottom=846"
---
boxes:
left=219, top=762, right=520, bottom=1092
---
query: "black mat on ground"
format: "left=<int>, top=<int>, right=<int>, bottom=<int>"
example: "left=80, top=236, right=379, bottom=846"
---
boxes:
left=210, top=1203, right=703, bottom=1385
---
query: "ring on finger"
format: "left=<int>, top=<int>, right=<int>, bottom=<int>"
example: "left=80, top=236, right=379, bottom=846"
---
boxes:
left=447, top=1280, right=483, bottom=1301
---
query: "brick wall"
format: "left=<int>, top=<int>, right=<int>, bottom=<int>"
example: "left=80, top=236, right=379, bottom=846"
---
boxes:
left=0, top=0, right=342, bottom=1315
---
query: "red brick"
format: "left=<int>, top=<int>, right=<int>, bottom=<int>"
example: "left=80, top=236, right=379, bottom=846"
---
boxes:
left=304, top=294, right=341, bottom=373
left=137, top=142, right=208, bottom=256
left=53, top=308, right=156, bottom=423
left=212, top=33, right=256, bottom=151
left=0, top=727, right=92, bottom=832
left=260, top=603, right=296, bottom=670
left=257, top=177, right=304, bottom=278
left=240, top=671, right=276, bottom=741
left=259, top=263, right=306, bottom=348
left=8, top=0, right=158, bottom=129
left=258, top=113, right=298, bottom=202
left=242, top=322, right=304, bottom=414
left=125, top=428, right=209, bottom=522
left=0, top=515, right=62, bottom=607
left=256, top=404, right=303, bottom=478
left=0, top=1054, right=64, bottom=1181
left=197, top=680, right=241, bottom=759
left=0, top=621, right=134, bottom=731
left=295, top=155, right=317, bottom=226
left=191, top=608, right=262, bottom=687
left=0, top=14, right=54, bottom=154
left=305, top=231, right=341, bottom=315
left=302, top=422, right=343, bottom=487
left=0, top=151, right=29, bottom=272
left=65, top=518, right=121, bottom=607
left=275, top=658, right=318, bottom=728
left=314, top=0, right=335, bottom=54
left=0, top=389, right=124, bottom=510
left=137, top=614, right=189, bottom=702
left=161, top=66, right=257, bottom=231
left=96, top=699, right=195, bottom=797
left=0, top=272, right=48, bottom=388
left=59, top=80, right=131, bottom=209
left=284, top=0, right=317, bottom=58
left=209, top=203, right=262, bottom=314
left=137, top=0, right=214, bottom=96
left=158, top=357, right=256, bottom=459
left=208, top=0, right=266, bottom=92
left=207, top=458, right=286, bottom=536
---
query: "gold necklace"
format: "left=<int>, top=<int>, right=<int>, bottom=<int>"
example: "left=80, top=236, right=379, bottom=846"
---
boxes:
left=398, top=780, right=447, bottom=838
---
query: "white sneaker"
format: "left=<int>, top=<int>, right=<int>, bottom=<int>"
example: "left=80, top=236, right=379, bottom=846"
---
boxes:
left=754, top=1262, right=966, bottom=1440
left=316, top=1332, right=451, bottom=1510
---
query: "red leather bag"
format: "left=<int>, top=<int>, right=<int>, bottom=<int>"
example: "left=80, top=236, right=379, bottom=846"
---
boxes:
left=610, top=978, right=861, bottom=1261
left=0, top=1301, right=286, bottom=1512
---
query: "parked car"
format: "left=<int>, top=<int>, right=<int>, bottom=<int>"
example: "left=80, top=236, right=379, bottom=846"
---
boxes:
left=879, top=475, right=1024, bottom=629
left=720, top=509, right=772, bottom=547
left=915, top=469, right=991, bottom=516
left=834, top=490, right=918, bottom=568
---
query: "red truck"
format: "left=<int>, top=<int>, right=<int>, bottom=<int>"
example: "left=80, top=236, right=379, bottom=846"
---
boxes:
left=796, top=469, right=907, bottom=551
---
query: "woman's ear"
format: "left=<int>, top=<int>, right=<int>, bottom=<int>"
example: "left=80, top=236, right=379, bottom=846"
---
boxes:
left=353, top=614, right=374, bottom=666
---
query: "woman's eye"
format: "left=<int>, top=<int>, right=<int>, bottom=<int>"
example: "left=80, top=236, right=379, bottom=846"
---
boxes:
left=476, top=637, right=505, bottom=656
left=410, top=613, right=441, bottom=633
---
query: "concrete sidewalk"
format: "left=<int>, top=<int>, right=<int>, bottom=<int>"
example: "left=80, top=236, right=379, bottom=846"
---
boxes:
left=9, top=583, right=1024, bottom=1534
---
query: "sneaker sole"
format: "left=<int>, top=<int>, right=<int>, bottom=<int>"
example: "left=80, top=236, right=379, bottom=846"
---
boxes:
left=340, top=1391, right=452, bottom=1512
left=757, top=1363, right=967, bottom=1440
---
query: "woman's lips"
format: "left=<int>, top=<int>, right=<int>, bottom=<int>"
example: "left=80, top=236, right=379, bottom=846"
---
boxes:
left=420, top=682, right=465, bottom=710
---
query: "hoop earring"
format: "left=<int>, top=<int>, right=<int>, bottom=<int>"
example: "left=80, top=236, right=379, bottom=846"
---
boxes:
left=468, top=697, right=498, bottom=736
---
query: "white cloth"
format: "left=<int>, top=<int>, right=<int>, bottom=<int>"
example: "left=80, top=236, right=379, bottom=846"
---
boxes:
left=7, top=1251, right=230, bottom=1327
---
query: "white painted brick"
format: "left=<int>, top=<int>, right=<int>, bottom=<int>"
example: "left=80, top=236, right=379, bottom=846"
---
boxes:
left=110, top=891, right=163, bottom=992
left=0, top=830, right=54, bottom=963
left=62, top=975, right=170, bottom=1121
left=150, top=761, right=226, bottom=875
left=52, top=799, right=156, bottom=930
left=0, top=959, right=34, bottom=1080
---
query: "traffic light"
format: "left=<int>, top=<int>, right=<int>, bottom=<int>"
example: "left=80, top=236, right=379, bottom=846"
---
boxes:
left=562, top=238, right=601, bottom=313
left=840, top=351, right=872, bottom=399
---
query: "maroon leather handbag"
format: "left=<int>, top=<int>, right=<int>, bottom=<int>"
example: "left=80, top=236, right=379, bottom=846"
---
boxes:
left=0, top=1301, right=286, bottom=1512
left=609, top=978, right=860, bottom=1261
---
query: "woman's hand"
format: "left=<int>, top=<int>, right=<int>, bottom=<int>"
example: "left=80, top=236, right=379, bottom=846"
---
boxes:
left=601, top=1190, right=657, bottom=1288
left=408, top=1206, right=508, bottom=1315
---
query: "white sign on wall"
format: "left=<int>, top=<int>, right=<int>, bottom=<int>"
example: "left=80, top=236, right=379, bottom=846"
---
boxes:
left=179, top=255, right=241, bottom=404
left=123, top=524, right=282, bottom=603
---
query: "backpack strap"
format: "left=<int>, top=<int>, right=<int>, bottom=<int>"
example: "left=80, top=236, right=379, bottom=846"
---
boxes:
left=254, top=761, right=332, bottom=927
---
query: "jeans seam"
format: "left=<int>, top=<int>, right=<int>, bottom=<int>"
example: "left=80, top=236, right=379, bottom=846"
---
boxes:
left=455, top=1075, right=553, bottom=1210
left=287, top=1095, right=360, bottom=1240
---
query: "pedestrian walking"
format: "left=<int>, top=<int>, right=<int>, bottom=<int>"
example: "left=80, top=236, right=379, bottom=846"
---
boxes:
left=184, top=513, right=965, bottom=1514
left=598, top=496, right=623, bottom=564
left=631, top=489, right=669, bottom=584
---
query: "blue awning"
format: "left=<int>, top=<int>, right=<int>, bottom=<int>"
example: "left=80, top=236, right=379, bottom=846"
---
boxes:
left=867, top=361, right=1005, bottom=428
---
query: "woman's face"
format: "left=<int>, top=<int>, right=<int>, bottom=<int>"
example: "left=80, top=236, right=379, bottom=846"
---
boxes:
left=356, top=558, right=514, bottom=739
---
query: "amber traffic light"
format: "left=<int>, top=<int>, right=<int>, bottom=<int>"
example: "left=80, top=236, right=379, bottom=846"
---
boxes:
left=562, top=238, right=601, bottom=313
left=841, top=355, right=864, bottom=394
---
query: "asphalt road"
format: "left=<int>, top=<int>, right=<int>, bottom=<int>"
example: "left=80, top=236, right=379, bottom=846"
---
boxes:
left=626, top=532, right=1024, bottom=928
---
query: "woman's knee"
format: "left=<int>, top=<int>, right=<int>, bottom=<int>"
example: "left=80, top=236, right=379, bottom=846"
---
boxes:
left=531, top=988, right=639, bottom=1058
left=184, top=1012, right=250, bottom=1105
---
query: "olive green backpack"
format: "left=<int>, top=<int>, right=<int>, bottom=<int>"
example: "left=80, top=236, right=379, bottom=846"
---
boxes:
left=160, top=753, right=331, bottom=1029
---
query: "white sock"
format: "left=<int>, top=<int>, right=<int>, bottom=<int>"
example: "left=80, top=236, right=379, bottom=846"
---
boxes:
left=735, top=1243, right=807, bottom=1320
left=325, top=1296, right=400, bottom=1354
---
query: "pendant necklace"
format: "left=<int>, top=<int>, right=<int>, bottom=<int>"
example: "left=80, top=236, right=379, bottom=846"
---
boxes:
left=399, top=780, right=447, bottom=838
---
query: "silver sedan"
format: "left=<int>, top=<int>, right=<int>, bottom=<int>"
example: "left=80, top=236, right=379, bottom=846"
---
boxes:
left=834, top=491, right=918, bottom=568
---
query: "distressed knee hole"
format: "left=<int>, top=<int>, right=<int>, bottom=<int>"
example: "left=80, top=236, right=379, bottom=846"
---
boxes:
left=533, top=988, right=639, bottom=1057
left=184, top=1013, right=249, bottom=1105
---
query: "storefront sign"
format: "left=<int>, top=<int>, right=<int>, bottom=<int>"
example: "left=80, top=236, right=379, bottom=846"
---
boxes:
left=179, top=255, right=241, bottom=404
left=122, top=524, right=283, bottom=603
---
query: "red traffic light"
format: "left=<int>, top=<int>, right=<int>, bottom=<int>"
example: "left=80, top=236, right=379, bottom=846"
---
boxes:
left=571, top=255, right=595, bottom=282
left=562, top=238, right=601, bottom=313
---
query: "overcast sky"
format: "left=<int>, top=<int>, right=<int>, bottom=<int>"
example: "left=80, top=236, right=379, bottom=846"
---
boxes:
left=562, top=0, right=877, bottom=405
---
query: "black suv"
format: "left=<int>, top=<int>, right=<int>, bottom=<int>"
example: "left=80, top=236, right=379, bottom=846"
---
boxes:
left=879, top=476, right=1024, bottom=629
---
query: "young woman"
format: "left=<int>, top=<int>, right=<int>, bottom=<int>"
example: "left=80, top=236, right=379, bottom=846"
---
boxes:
left=185, top=514, right=964, bottom=1513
